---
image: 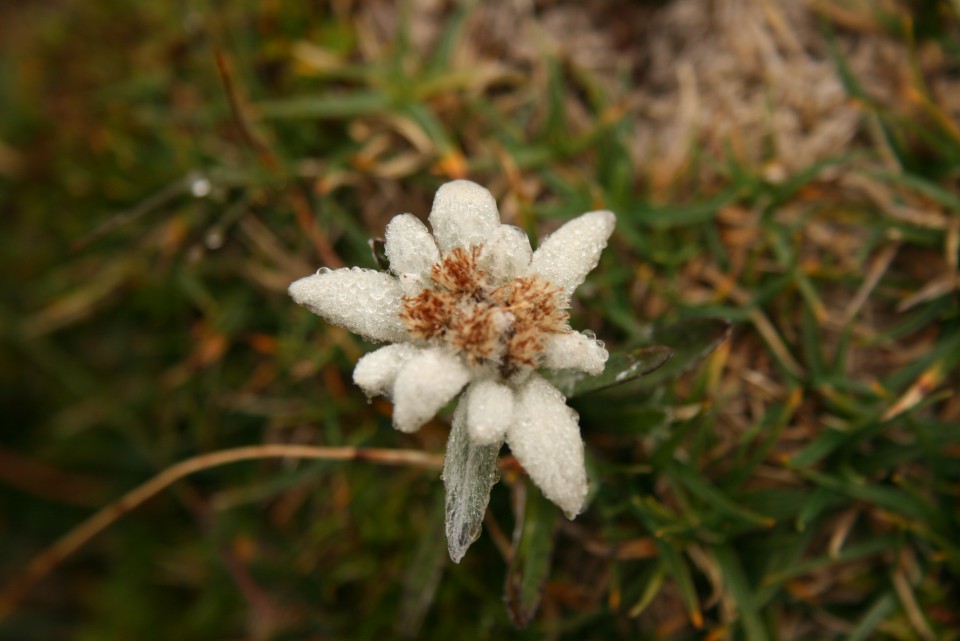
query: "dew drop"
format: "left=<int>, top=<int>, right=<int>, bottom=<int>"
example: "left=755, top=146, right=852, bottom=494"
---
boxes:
left=190, top=177, right=212, bottom=198
left=316, top=266, right=332, bottom=275
left=204, top=228, right=223, bottom=249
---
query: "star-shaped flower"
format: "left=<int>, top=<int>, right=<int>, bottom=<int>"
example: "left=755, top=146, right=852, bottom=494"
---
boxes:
left=289, top=180, right=614, bottom=520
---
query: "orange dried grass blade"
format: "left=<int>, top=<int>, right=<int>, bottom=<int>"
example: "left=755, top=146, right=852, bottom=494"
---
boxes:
left=0, top=444, right=443, bottom=622
left=882, top=360, right=948, bottom=421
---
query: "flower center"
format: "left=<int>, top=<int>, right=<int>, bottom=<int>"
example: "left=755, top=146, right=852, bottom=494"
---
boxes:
left=399, top=245, right=569, bottom=375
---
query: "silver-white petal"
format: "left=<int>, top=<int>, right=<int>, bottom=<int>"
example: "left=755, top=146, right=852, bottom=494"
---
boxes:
left=397, top=272, right=428, bottom=296
left=289, top=268, right=407, bottom=343
left=527, top=210, right=616, bottom=297
left=478, top=224, right=533, bottom=283
left=541, top=331, right=609, bottom=376
left=384, top=213, right=440, bottom=277
left=465, top=379, right=515, bottom=445
left=392, top=348, right=471, bottom=433
left=353, top=343, right=421, bottom=398
left=506, top=375, right=588, bottom=518
left=428, top=180, right=500, bottom=252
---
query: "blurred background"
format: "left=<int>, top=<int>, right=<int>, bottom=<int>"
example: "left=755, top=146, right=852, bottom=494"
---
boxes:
left=2, top=0, right=960, bottom=639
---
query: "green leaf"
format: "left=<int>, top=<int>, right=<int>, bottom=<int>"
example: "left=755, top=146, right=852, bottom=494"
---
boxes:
left=654, top=539, right=703, bottom=629
left=794, top=487, right=843, bottom=532
left=626, top=564, right=667, bottom=618
left=255, top=90, right=390, bottom=120
left=504, top=478, right=559, bottom=628
left=396, top=489, right=448, bottom=638
left=441, top=402, right=501, bottom=563
left=714, top=545, right=770, bottom=641
left=546, top=345, right=672, bottom=398
left=844, top=592, right=897, bottom=641
left=547, top=319, right=729, bottom=398
left=761, top=536, right=898, bottom=588
left=630, top=189, right=740, bottom=229
left=876, top=170, right=960, bottom=212
left=667, top=462, right=775, bottom=528
left=631, top=318, right=732, bottom=389
left=794, top=467, right=936, bottom=522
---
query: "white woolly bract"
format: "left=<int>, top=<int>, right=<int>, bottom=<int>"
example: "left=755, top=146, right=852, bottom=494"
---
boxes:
left=507, top=375, right=588, bottom=519
left=384, top=213, right=439, bottom=277
left=288, top=267, right=407, bottom=343
left=353, top=343, right=420, bottom=397
left=428, top=180, right=499, bottom=252
left=465, top=380, right=515, bottom=445
left=528, top=210, right=616, bottom=297
left=391, top=348, right=470, bottom=433
left=478, top=225, right=533, bottom=283
left=542, top=331, right=609, bottom=376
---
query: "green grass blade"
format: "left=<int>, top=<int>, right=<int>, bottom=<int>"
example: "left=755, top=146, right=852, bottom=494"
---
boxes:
left=713, top=545, right=770, bottom=641
left=504, top=479, right=559, bottom=628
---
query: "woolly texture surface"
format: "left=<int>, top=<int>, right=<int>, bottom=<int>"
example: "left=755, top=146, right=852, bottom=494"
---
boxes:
left=289, top=180, right=614, bottom=521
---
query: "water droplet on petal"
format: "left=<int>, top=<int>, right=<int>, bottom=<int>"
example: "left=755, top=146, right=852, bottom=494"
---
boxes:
left=316, top=267, right=332, bottom=275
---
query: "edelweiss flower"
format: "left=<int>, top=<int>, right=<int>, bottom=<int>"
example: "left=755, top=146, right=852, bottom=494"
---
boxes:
left=289, top=180, right=614, bottom=518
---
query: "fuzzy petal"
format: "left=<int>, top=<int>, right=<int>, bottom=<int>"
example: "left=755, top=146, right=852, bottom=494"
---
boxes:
left=478, top=225, right=533, bottom=283
left=384, top=213, right=440, bottom=277
left=527, top=211, right=615, bottom=296
left=397, top=272, right=428, bottom=296
left=392, top=348, right=471, bottom=433
left=506, top=375, right=588, bottom=518
left=541, top=331, right=608, bottom=376
left=465, top=379, right=515, bottom=445
left=289, top=267, right=406, bottom=343
left=353, top=344, right=421, bottom=398
left=428, top=180, right=500, bottom=252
